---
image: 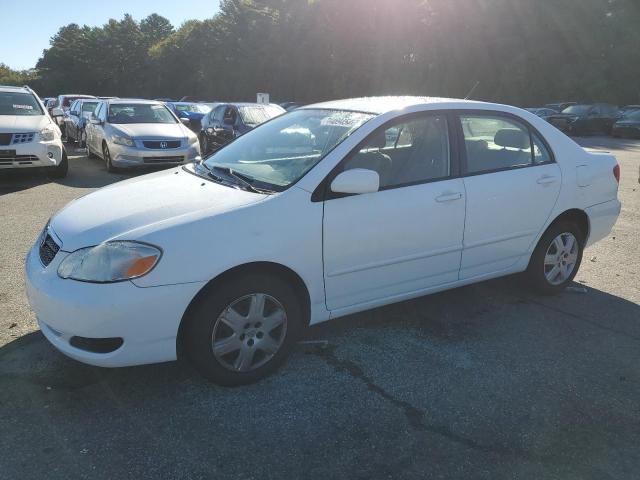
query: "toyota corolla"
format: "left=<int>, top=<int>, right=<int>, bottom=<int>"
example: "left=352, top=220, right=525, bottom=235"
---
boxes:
left=25, top=97, right=621, bottom=385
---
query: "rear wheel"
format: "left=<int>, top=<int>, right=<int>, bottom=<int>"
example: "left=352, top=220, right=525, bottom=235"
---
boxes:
left=184, top=273, right=303, bottom=385
left=526, top=221, right=584, bottom=294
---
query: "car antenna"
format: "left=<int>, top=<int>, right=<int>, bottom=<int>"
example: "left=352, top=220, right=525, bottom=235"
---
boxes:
left=464, top=81, right=480, bottom=100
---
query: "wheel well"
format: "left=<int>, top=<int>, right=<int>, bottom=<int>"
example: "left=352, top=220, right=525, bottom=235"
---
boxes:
left=547, top=209, right=590, bottom=243
left=176, top=262, right=311, bottom=359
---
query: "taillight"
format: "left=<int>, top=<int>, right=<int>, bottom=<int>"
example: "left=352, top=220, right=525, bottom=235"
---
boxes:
left=613, top=164, right=620, bottom=184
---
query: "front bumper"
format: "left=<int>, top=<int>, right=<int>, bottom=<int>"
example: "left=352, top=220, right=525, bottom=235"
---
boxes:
left=109, top=141, right=200, bottom=168
left=0, top=139, right=63, bottom=169
left=25, top=240, right=206, bottom=367
left=585, top=198, right=621, bottom=248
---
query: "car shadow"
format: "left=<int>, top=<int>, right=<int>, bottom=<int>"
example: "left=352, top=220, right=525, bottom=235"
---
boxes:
left=2, top=276, right=639, bottom=393
left=0, top=146, right=175, bottom=195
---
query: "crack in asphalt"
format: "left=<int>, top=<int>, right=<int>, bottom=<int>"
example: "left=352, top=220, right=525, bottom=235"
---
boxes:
left=309, top=344, right=547, bottom=460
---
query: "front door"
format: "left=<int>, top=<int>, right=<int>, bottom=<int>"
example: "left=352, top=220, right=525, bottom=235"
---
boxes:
left=322, top=113, right=466, bottom=311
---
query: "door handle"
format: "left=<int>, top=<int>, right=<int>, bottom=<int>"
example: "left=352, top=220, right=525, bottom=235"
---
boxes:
left=537, top=175, right=558, bottom=185
left=435, top=192, right=463, bottom=203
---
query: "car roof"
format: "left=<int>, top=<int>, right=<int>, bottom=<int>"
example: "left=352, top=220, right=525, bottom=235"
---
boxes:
left=58, top=94, right=96, bottom=98
left=0, top=85, right=32, bottom=94
left=103, top=98, right=163, bottom=105
left=302, top=96, right=489, bottom=115
left=215, top=102, right=284, bottom=108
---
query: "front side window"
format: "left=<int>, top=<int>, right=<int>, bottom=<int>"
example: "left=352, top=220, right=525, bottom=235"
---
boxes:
left=342, top=114, right=450, bottom=188
left=204, top=109, right=373, bottom=190
left=0, top=92, right=43, bottom=116
left=461, top=115, right=534, bottom=173
left=107, top=104, right=178, bottom=124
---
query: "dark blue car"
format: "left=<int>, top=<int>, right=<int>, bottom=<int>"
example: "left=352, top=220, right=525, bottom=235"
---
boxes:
left=165, top=102, right=212, bottom=132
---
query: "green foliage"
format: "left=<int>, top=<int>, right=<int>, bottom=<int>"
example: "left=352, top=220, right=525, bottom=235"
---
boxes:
left=0, top=64, right=38, bottom=87
left=27, top=1, right=640, bottom=105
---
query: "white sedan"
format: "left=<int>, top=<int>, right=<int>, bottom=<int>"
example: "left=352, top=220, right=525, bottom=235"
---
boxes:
left=25, top=97, right=621, bottom=385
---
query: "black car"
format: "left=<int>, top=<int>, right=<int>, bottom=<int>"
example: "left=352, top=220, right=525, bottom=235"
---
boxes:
left=545, top=102, right=576, bottom=112
left=547, top=103, right=620, bottom=136
left=612, top=109, right=640, bottom=139
left=201, top=103, right=286, bottom=154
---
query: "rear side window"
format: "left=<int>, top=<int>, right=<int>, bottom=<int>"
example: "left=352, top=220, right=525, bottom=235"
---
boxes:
left=460, top=115, right=551, bottom=174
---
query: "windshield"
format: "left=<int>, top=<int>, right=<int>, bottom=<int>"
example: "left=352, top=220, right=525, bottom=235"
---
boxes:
left=0, top=92, right=43, bottom=116
left=562, top=105, right=590, bottom=115
left=239, top=105, right=284, bottom=125
left=622, top=110, right=640, bottom=121
left=63, top=96, right=92, bottom=107
left=203, top=109, right=374, bottom=190
left=174, top=103, right=210, bottom=113
left=81, top=101, right=99, bottom=113
left=108, top=103, right=178, bottom=124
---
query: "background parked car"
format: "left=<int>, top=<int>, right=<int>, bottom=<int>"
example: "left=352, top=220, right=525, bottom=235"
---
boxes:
left=279, top=102, right=303, bottom=111
left=62, top=98, right=100, bottom=147
left=612, top=109, right=640, bottom=138
left=201, top=102, right=285, bottom=154
left=545, top=102, right=576, bottom=112
left=525, top=108, right=558, bottom=120
left=547, top=103, right=620, bottom=136
left=85, top=99, right=200, bottom=172
left=165, top=102, right=211, bottom=132
left=0, top=85, right=67, bottom=178
left=50, top=94, right=96, bottom=137
left=620, top=105, right=640, bottom=117
left=198, top=102, right=223, bottom=152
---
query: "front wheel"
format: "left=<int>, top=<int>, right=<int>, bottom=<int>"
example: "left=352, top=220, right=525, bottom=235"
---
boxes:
left=48, top=151, right=68, bottom=179
left=184, top=273, right=303, bottom=385
left=526, top=221, right=584, bottom=294
left=103, top=143, right=118, bottom=173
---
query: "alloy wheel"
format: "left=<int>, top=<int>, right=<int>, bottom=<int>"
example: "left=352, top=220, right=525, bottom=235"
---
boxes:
left=544, top=232, right=579, bottom=285
left=211, top=293, right=287, bottom=372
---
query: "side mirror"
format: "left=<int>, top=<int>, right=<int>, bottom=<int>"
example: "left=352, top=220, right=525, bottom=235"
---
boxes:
left=70, top=111, right=79, bottom=117
left=51, top=107, right=63, bottom=117
left=90, top=116, right=102, bottom=125
left=180, top=118, right=191, bottom=126
left=330, top=169, right=380, bottom=195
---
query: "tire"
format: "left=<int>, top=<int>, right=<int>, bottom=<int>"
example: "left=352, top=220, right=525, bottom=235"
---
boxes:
left=103, top=143, right=118, bottom=173
left=183, top=273, right=303, bottom=386
left=526, top=221, right=584, bottom=295
left=48, top=150, right=69, bottom=179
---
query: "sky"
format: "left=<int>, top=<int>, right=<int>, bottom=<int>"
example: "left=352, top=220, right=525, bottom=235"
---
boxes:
left=1, top=0, right=220, bottom=70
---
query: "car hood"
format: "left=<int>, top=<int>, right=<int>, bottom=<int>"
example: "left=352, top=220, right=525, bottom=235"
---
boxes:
left=111, top=122, right=191, bottom=139
left=50, top=167, right=265, bottom=252
left=182, top=112, right=205, bottom=120
left=0, top=115, right=49, bottom=132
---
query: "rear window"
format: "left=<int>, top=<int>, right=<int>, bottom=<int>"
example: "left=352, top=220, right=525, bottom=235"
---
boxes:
left=239, top=106, right=284, bottom=126
left=562, top=105, right=590, bottom=115
left=62, top=96, right=92, bottom=107
left=0, top=92, right=43, bottom=116
left=81, top=102, right=99, bottom=113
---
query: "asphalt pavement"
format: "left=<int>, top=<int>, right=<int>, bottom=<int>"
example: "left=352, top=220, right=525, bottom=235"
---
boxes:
left=0, top=138, right=638, bottom=479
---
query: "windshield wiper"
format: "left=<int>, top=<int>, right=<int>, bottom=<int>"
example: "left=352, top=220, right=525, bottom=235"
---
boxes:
left=212, top=166, right=274, bottom=194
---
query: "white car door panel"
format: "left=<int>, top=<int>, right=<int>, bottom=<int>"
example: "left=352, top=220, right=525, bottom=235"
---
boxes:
left=323, top=180, right=466, bottom=310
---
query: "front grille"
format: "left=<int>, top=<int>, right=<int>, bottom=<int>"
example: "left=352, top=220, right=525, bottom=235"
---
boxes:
left=143, top=156, right=184, bottom=164
left=0, top=155, right=39, bottom=166
left=0, top=133, right=36, bottom=145
left=12, top=132, right=35, bottom=144
left=39, top=233, right=60, bottom=267
left=142, top=140, right=181, bottom=149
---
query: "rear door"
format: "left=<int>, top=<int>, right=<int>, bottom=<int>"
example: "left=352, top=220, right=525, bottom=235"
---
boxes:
left=457, top=112, right=561, bottom=279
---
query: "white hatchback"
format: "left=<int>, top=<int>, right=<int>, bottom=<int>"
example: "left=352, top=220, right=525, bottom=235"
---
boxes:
left=25, top=97, right=621, bottom=385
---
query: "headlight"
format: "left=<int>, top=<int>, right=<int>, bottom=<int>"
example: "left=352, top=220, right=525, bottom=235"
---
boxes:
left=112, top=135, right=135, bottom=147
left=188, top=135, right=198, bottom=145
left=57, top=241, right=161, bottom=283
left=39, top=125, right=57, bottom=142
